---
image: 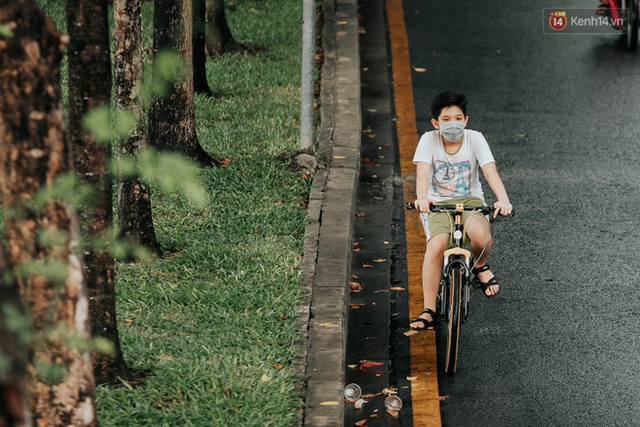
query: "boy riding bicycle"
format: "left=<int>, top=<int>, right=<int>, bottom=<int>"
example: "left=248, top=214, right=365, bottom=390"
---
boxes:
left=409, top=91, right=513, bottom=330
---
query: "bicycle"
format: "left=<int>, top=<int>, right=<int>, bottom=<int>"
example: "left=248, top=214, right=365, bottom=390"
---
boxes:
left=406, top=202, right=513, bottom=374
left=597, top=0, right=639, bottom=50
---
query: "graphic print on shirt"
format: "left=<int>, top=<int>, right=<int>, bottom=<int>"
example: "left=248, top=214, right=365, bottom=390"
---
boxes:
left=432, top=160, right=471, bottom=198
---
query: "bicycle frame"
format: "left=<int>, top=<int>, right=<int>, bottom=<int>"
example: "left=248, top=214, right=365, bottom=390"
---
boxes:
left=439, top=206, right=473, bottom=325
left=443, top=203, right=473, bottom=286
left=406, top=202, right=501, bottom=374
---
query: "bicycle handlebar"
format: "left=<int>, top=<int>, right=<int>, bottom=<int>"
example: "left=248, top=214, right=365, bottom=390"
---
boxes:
left=405, top=202, right=515, bottom=218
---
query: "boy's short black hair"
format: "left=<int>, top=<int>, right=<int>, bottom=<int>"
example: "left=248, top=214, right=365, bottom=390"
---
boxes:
left=431, top=91, right=468, bottom=119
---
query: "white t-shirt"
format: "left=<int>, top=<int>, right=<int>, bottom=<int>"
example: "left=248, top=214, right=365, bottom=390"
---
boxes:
left=413, top=129, right=495, bottom=202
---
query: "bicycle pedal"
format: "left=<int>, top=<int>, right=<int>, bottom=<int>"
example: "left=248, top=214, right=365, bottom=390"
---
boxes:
left=470, top=277, right=482, bottom=289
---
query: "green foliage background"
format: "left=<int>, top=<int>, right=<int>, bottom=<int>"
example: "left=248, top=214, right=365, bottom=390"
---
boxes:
left=34, top=0, right=308, bottom=425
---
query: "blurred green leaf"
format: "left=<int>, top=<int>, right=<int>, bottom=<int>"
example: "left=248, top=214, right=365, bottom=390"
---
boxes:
left=37, top=227, right=70, bottom=250
left=31, top=173, right=92, bottom=210
left=93, top=337, right=115, bottom=355
left=111, top=237, right=153, bottom=263
left=83, top=105, right=137, bottom=144
left=83, top=105, right=113, bottom=144
left=0, top=24, right=13, bottom=38
left=2, top=303, right=33, bottom=345
left=18, top=258, right=69, bottom=285
left=136, top=149, right=209, bottom=208
left=35, top=361, right=66, bottom=385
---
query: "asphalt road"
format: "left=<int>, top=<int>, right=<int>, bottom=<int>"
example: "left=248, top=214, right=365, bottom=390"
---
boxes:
left=401, top=0, right=640, bottom=425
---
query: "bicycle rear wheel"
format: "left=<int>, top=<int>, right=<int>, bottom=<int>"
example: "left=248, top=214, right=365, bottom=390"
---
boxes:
left=626, top=0, right=639, bottom=51
left=444, top=266, right=463, bottom=374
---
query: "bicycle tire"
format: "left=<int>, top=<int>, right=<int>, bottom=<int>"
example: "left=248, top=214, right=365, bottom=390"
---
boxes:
left=438, top=278, right=447, bottom=320
left=626, top=0, right=639, bottom=51
left=462, top=274, right=470, bottom=324
left=444, top=265, right=463, bottom=374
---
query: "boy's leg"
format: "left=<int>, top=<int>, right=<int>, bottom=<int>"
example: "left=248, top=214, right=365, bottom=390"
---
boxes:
left=464, top=214, right=498, bottom=296
left=410, top=233, right=448, bottom=329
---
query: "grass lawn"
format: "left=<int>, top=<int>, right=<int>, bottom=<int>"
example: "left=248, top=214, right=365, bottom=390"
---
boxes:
left=36, top=1, right=310, bottom=425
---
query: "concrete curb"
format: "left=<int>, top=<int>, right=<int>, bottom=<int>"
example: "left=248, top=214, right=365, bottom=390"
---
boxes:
left=297, top=0, right=361, bottom=425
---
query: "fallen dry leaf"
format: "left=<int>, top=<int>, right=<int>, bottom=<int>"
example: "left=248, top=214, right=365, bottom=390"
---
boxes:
left=355, top=420, right=368, bottom=427
left=361, top=393, right=379, bottom=399
left=413, top=67, right=428, bottom=72
left=349, top=303, right=365, bottom=309
left=390, top=287, right=405, bottom=291
left=349, top=282, right=363, bottom=292
left=382, top=387, right=398, bottom=396
left=354, top=398, right=367, bottom=410
left=320, top=401, right=340, bottom=406
left=359, top=361, right=388, bottom=375
left=406, top=376, right=418, bottom=381
left=386, top=409, right=399, bottom=417
left=362, top=264, right=373, bottom=268
left=438, top=395, right=450, bottom=401
left=373, top=258, right=386, bottom=263
left=403, top=330, right=418, bottom=336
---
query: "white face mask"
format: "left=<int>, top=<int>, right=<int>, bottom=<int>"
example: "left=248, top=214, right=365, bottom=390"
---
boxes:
left=438, top=120, right=465, bottom=142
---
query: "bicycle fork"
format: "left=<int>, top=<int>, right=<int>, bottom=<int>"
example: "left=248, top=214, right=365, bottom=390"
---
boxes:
left=439, top=208, right=473, bottom=322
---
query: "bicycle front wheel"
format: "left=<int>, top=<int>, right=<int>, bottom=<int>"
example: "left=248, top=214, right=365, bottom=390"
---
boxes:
left=444, top=266, right=463, bottom=374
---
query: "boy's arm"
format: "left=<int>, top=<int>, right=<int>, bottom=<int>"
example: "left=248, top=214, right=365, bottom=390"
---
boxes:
left=481, top=162, right=513, bottom=217
left=414, top=161, right=433, bottom=213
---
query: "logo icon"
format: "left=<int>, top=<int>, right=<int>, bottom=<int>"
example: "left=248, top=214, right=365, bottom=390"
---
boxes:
left=549, top=11, right=568, bottom=31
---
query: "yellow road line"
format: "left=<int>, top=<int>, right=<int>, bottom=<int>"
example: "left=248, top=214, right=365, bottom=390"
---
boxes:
left=385, top=0, right=442, bottom=425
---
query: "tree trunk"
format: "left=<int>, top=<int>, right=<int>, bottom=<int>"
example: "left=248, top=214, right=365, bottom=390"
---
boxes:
left=205, top=0, right=246, bottom=55
left=0, top=245, right=31, bottom=427
left=66, top=0, right=131, bottom=385
left=0, top=1, right=96, bottom=424
left=193, top=0, right=213, bottom=96
left=149, top=0, right=219, bottom=166
left=114, top=0, right=163, bottom=257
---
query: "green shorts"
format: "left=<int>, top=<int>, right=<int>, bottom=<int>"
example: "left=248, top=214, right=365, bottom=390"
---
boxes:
left=419, top=196, right=486, bottom=241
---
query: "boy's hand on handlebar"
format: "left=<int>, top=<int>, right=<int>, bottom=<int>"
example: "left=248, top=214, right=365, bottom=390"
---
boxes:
left=414, top=199, right=435, bottom=213
left=492, top=200, right=513, bottom=218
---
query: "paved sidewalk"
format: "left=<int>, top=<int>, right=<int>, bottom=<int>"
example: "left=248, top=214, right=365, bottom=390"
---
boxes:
left=297, top=0, right=362, bottom=425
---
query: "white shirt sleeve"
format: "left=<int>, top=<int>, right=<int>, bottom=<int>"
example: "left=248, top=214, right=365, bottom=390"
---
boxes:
left=471, top=131, right=495, bottom=167
left=412, top=131, right=436, bottom=164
